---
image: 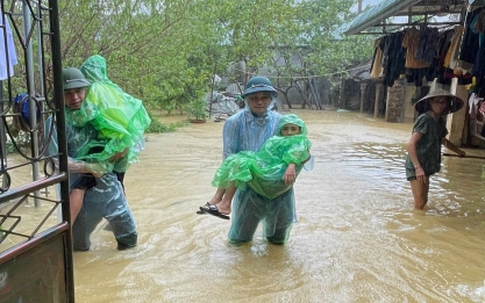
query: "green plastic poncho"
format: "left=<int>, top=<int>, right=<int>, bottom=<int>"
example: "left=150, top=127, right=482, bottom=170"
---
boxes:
left=66, top=55, right=151, bottom=173
left=212, top=114, right=311, bottom=199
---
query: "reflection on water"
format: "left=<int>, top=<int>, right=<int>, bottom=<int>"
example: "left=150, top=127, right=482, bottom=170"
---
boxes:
left=16, top=109, right=485, bottom=302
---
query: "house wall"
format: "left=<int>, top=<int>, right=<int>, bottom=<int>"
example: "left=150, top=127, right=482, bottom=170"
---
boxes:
left=403, top=85, right=416, bottom=123
left=447, top=79, right=469, bottom=146
left=385, top=77, right=407, bottom=122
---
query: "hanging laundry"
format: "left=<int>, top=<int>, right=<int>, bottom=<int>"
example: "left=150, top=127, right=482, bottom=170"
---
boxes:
left=402, top=27, right=432, bottom=69
left=468, top=92, right=482, bottom=120
left=370, top=37, right=384, bottom=79
left=0, top=14, right=18, bottom=80
left=415, top=25, right=439, bottom=64
left=379, top=31, right=406, bottom=87
left=459, top=6, right=485, bottom=64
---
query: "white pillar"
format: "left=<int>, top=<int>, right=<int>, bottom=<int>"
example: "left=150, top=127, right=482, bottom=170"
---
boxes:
left=446, top=78, right=468, bottom=146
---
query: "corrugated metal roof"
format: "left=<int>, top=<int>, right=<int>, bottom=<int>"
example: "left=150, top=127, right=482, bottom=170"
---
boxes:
left=344, top=0, right=466, bottom=35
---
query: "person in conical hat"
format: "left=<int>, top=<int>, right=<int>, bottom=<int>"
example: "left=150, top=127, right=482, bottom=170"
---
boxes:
left=413, top=88, right=464, bottom=115
left=405, top=88, right=466, bottom=209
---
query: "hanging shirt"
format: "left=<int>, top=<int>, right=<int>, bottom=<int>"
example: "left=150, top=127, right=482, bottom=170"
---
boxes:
left=415, top=26, right=439, bottom=63
left=471, top=9, right=485, bottom=47
left=0, top=15, right=18, bottom=80
left=459, top=7, right=485, bottom=64
left=443, top=26, right=463, bottom=68
left=402, top=27, right=431, bottom=69
left=370, top=37, right=383, bottom=78
left=380, top=31, right=406, bottom=87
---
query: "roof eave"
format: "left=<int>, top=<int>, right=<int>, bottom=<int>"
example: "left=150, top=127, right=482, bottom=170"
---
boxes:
left=344, top=0, right=421, bottom=36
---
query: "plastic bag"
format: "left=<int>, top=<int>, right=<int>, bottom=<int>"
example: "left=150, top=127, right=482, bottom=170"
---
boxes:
left=13, top=93, right=40, bottom=131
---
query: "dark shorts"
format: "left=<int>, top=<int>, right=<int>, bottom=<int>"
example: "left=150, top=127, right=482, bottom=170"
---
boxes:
left=72, top=171, right=126, bottom=190
left=71, top=146, right=127, bottom=190
left=406, top=166, right=434, bottom=181
left=72, top=174, right=97, bottom=190
left=71, top=146, right=105, bottom=190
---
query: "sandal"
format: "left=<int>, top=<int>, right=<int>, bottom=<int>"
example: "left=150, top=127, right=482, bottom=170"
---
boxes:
left=198, top=204, right=230, bottom=220
left=196, top=202, right=211, bottom=215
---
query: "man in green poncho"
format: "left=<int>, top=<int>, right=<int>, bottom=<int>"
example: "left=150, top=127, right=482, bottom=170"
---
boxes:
left=46, top=67, right=138, bottom=251
left=67, top=55, right=150, bottom=223
left=74, top=54, right=151, bottom=183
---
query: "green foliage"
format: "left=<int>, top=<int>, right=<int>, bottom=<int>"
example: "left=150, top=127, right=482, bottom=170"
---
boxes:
left=290, top=0, right=376, bottom=78
left=19, top=0, right=375, bottom=122
left=184, top=98, right=209, bottom=121
left=145, top=112, right=188, bottom=133
left=146, top=119, right=188, bottom=133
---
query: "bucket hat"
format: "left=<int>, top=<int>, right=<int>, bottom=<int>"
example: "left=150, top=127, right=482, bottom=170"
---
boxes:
left=414, top=88, right=464, bottom=115
left=62, top=67, right=90, bottom=91
left=242, top=76, right=277, bottom=98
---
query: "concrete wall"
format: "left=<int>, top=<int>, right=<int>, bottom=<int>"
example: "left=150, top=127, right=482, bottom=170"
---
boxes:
left=385, top=77, right=407, bottom=123
left=403, top=85, right=416, bottom=123
left=446, top=79, right=468, bottom=146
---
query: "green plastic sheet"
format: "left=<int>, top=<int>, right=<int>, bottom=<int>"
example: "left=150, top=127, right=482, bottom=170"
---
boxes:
left=66, top=55, right=151, bottom=173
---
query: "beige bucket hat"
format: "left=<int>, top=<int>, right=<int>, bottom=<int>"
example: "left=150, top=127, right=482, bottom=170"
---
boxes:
left=414, top=88, right=464, bottom=115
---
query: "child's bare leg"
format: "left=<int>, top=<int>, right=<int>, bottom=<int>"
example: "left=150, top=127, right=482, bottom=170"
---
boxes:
left=208, top=188, right=225, bottom=205
left=70, top=188, right=85, bottom=223
left=410, top=178, right=429, bottom=209
left=216, top=182, right=236, bottom=214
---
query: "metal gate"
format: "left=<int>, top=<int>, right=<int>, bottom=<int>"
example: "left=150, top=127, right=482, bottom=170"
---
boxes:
left=0, top=1, right=74, bottom=302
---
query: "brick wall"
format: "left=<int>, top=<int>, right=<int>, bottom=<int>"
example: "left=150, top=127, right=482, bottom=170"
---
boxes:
left=385, top=77, right=406, bottom=123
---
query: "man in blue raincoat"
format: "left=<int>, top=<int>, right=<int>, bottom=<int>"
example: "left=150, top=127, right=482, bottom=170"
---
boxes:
left=219, top=76, right=303, bottom=245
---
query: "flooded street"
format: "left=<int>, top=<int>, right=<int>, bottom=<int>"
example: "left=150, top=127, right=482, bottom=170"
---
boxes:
left=72, top=109, right=485, bottom=303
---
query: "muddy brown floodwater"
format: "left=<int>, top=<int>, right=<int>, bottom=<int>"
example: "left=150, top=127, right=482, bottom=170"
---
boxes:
left=70, top=109, right=485, bottom=303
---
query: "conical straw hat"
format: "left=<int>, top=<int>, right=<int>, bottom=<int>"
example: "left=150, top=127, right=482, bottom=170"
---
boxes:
left=414, top=88, right=464, bottom=115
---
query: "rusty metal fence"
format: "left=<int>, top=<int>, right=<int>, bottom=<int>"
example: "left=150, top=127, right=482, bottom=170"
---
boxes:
left=0, top=1, right=74, bottom=302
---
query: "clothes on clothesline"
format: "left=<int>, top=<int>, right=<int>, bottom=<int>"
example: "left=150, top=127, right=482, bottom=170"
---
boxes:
left=0, top=15, right=17, bottom=81
left=402, top=26, right=433, bottom=69
left=370, top=23, right=473, bottom=88
left=377, top=31, right=406, bottom=87
left=459, top=6, right=485, bottom=64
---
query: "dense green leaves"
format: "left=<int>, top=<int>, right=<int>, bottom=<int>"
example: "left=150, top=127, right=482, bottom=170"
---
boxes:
left=53, top=0, right=375, bottom=115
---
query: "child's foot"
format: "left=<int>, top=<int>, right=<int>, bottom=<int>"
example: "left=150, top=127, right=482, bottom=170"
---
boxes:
left=198, top=204, right=230, bottom=220
left=208, top=197, right=222, bottom=205
left=215, top=201, right=231, bottom=216
left=214, top=204, right=231, bottom=215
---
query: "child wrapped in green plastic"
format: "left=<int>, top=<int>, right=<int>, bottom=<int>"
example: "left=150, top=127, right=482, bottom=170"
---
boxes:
left=198, top=113, right=312, bottom=219
left=69, top=55, right=151, bottom=169
left=67, top=55, right=151, bottom=223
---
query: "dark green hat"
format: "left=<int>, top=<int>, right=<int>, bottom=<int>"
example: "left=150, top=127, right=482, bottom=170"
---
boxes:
left=242, top=76, right=277, bottom=98
left=62, top=67, right=90, bottom=91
